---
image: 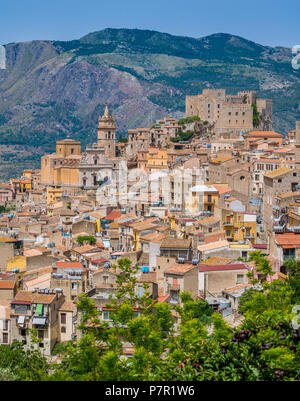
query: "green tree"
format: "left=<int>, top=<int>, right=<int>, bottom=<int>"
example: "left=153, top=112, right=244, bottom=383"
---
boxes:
left=76, top=235, right=96, bottom=246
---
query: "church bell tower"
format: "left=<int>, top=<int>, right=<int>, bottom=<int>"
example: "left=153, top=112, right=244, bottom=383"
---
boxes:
left=97, top=104, right=116, bottom=159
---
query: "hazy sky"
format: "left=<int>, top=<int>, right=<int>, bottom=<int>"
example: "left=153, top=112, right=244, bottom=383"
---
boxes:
left=1, top=0, right=299, bottom=47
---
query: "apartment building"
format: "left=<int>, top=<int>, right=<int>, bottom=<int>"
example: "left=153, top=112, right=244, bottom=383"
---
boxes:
left=10, top=289, right=65, bottom=355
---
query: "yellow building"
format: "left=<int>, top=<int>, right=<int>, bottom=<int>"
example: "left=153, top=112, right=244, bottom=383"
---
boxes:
left=41, top=139, right=81, bottom=186
left=47, top=187, right=63, bottom=205
left=188, top=185, right=219, bottom=214
left=10, top=179, right=32, bottom=193
left=147, top=148, right=168, bottom=172
left=217, top=207, right=256, bottom=243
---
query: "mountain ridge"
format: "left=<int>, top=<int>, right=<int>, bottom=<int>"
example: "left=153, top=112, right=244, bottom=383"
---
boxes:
left=0, top=28, right=299, bottom=179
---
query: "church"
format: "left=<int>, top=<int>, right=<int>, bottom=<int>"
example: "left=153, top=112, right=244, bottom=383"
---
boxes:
left=79, top=105, right=120, bottom=189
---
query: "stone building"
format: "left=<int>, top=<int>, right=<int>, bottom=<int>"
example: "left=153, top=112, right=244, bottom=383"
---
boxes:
left=10, top=290, right=65, bottom=356
left=50, top=261, right=88, bottom=302
left=198, top=263, right=248, bottom=297
left=79, top=106, right=120, bottom=190
left=186, top=89, right=272, bottom=136
left=97, top=104, right=116, bottom=159
left=163, top=263, right=199, bottom=305
left=41, top=139, right=82, bottom=187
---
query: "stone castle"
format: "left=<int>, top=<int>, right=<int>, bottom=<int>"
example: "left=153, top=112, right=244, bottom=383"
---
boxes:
left=186, top=89, right=273, bottom=136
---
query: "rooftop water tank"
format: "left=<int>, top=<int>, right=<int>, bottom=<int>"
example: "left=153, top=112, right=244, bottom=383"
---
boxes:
left=141, top=266, right=149, bottom=273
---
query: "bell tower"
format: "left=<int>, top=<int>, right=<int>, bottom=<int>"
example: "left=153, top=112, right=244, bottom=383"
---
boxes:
left=97, top=104, right=116, bottom=159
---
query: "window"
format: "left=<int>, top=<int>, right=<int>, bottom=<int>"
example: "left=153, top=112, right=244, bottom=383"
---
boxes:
left=103, top=276, right=108, bottom=284
left=3, top=320, right=8, bottom=331
left=240, top=176, right=245, bottom=181
left=38, top=330, right=44, bottom=340
left=103, top=311, right=110, bottom=321
left=61, top=326, right=66, bottom=333
left=20, top=329, right=26, bottom=336
left=137, top=286, right=144, bottom=298
left=71, top=282, right=77, bottom=290
left=2, top=333, right=8, bottom=344
left=61, top=313, right=66, bottom=324
left=237, top=274, right=244, bottom=284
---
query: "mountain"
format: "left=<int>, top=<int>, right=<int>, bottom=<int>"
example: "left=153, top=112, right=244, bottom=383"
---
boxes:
left=0, top=28, right=299, bottom=179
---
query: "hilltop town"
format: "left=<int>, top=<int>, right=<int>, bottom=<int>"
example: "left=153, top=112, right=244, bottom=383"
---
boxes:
left=0, top=88, right=299, bottom=362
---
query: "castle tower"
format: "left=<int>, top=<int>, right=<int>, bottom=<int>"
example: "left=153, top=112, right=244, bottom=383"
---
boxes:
left=97, top=104, right=116, bottom=159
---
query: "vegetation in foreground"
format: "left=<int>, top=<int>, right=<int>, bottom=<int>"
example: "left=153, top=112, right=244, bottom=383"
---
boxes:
left=1, top=256, right=300, bottom=381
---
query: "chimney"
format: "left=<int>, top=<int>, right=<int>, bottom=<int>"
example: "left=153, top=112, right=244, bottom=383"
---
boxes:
left=296, top=121, right=300, bottom=170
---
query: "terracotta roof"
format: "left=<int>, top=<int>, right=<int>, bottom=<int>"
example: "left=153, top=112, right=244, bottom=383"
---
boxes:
left=223, top=283, right=252, bottom=294
left=160, top=237, right=191, bottom=249
left=264, top=167, right=292, bottom=179
left=213, top=186, right=232, bottom=195
left=105, top=210, right=122, bottom=221
left=56, top=261, right=83, bottom=268
left=165, top=263, right=197, bottom=275
left=140, top=232, right=166, bottom=243
left=0, top=280, right=15, bottom=289
left=278, top=190, right=300, bottom=199
left=247, top=131, right=283, bottom=138
left=198, top=240, right=229, bottom=252
left=137, top=272, right=157, bottom=283
left=24, top=274, right=51, bottom=288
left=59, top=301, right=75, bottom=312
left=12, top=291, right=56, bottom=304
left=274, top=233, right=300, bottom=247
left=72, top=244, right=98, bottom=254
left=91, top=258, right=108, bottom=264
left=199, top=263, right=248, bottom=272
left=156, top=294, right=170, bottom=303
left=24, top=249, right=43, bottom=257
left=253, top=244, right=268, bottom=249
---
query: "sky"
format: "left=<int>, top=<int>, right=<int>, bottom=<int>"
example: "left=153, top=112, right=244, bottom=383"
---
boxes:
left=0, top=0, right=299, bottom=47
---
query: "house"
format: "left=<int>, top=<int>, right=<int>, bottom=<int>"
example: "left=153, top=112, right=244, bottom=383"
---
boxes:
left=0, top=237, right=23, bottom=271
left=160, top=237, right=192, bottom=261
left=222, top=283, right=254, bottom=310
left=140, top=232, right=166, bottom=268
left=10, top=290, right=65, bottom=356
left=197, top=240, right=229, bottom=261
left=269, top=233, right=300, bottom=272
left=0, top=280, right=17, bottom=301
left=136, top=272, right=158, bottom=300
left=51, top=261, right=88, bottom=301
left=0, top=300, right=11, bottom=345
left=216, top=207, right=257, bottom=243
left=163, top=263, right=198, bottom=305
left=198, top=263, right=249, bottom=297
left=58, top=300, right=77, bottom=342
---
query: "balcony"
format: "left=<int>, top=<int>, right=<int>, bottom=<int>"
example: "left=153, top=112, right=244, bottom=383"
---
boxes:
left=224, top=221, right=234, bottom=226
